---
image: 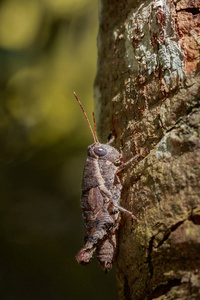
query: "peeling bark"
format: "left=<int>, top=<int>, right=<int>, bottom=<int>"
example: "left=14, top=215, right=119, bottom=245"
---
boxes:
left=175, top=0, right=200, bottom=74
left=95, top=0, right=200, bottom=299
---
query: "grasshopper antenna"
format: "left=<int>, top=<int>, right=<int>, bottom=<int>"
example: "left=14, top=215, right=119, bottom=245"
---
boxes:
left=92, top=112, right=99, bottom=144
left=73, top=92, right=96, bottom=143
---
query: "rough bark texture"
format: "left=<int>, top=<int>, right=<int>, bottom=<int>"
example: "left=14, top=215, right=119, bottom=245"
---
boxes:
left=95, top=0, right=200, bottom=299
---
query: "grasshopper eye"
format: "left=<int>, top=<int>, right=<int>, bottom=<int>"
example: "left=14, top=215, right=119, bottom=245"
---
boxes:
left=94, top=146, right=107, bottom=156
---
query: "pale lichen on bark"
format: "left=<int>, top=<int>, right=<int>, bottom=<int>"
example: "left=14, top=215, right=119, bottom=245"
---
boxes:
left=95, top=0, right=200, bottom=299
left=124, top=0, right=185, bottom=92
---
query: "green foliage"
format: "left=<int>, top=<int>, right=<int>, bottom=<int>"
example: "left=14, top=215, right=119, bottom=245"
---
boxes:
left=0, top=0, right=97, bottom=148
left=0, top=1, right=118, bottom=299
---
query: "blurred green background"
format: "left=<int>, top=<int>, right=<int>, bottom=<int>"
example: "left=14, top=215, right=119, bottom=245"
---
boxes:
left=0, top=0, right=118, bottom=299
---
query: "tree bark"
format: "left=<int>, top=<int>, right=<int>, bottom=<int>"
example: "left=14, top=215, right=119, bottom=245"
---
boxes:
left=95, top=0, right=200, bottom=299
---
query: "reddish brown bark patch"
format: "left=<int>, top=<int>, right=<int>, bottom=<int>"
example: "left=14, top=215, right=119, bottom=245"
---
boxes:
left=175, top=0, right=200, bottom=74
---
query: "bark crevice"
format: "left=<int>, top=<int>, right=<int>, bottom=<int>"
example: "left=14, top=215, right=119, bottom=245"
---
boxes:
left=150, top=278, right=182, bottom=299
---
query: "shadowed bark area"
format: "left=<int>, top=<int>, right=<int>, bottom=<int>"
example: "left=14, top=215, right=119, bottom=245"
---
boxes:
left=95, top=0, right=200, bottom=299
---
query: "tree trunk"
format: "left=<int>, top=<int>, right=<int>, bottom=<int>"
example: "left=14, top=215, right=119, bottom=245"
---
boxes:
left=95, top=0, right=200, bottom=299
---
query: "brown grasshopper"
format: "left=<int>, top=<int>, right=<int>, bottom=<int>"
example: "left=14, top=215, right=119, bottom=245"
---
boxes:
left=74, top=92, right=144, bottom=272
